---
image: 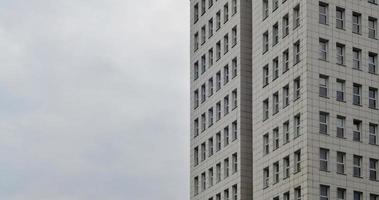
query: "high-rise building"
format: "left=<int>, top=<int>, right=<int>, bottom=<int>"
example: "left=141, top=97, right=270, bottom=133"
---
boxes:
left=190, top=0, right=379, bottom=200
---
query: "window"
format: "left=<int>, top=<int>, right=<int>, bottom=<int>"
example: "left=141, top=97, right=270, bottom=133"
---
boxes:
left=320, top=148, right=329, bottom=171
left=216, top=132, right=221, bottom=151
left=194, top=32, right=199, bottom=51
left=369, top=87, right=378, bottom=109
left=224, top=126, right=229, bottom=147
left=320, top=185, right=330, bottom=200
left=232, top=0, right=237, bottom=15
left=224, top=65, right=229, bottom=85
left=194, top=176, right=199, bottom=195
left=201, top=26, right=206, bottom=45
left=201, top=172, right=206, bottom=191
left=232, top=120, right=238, bottom=141
left=208, top=79, right=214, bottom=97
left=216, top=71, right=221, bottom=91
left=369, top=17, right=377, bottom=39
left=273, top=57, right=279, bottom=80
left=369, top=123, right=378, bottom=145
left=283, top=156, right=290, bottom=178
left=273, top=0, right=279, bottom=11
left=273, top=196, right=279, bottom=200
left=232, top=153, right=238, bottom=173
left=224, top=95, right=229, bottom=115
left=319, top=38, right=328, bottom=61
left=336, top=116, right=345, bottom=138
left=283, top=192, right=290, bottom=200
left=208, top=0, right=213, bottom=8
left=208, top=108, right=213, bottom=127
left=273, top=127, right=279, bottom=150
left=263, top=99, right=269, bottom=121
left=194, top=90, right=199, bottom=108
left=201, top=142, right=206, bottom=161
left=224, top=34, right=229, bottom=54
left=232, top=185, right=237, bottom=200
left=201, top=0, right=206, bottom=15
left=232, top=89, right=238, bottom=109
left=224, top=3, right=229, bottom=23
left=201, top=54, right=206, bottom=73
left=194, top=118, right=199, bottom=137
left=294, top=114, right=301, bottom=137
left=216, top=41, right=221, bottom=60
left=294, top=150, right=301, bottom=173
left=336, top=7, right=345, bottom=29
left=263, top=65, right=269, bottom=86
left=216, top=11, right=221, bottom=30
left=208, top=138, right=214, bottom=157
left=272, top=23, right=279, bottom=46
left=216, top=163, right=221, bottom=182
left=283, top=121, right=290, bottom=144
left=194, top=147, right=199, bottom=166
left=282, top=14, right=289, bottom=37
left=263, top=0, right=269, bottom=19
left=370, top=194, right=379, bottom=200
left=194, top=61, right=199, bottom=80
left=336, top=79, right=345, bottom=102
left=336, top=43, right=345, bottom=65
left=294, top=186, right=302, bottom=200
left=216, top=193, right=221, bottom=200
left=201, top=84, right=206, bottom=103
left=194, top=3, right=199, bottom=23
left=352, top=12, right=362, bottom=34
left=232, top=26, right=237, bottom=47
left=354, top=191, right=363, bottom=200
left=263, top=133, right=269, bottom=155
left=369, top=52, right=377, bottom=74
left=353, top=120, right=362, bottom=142
left=273, top=162, right=279, bottom=184
left=283, top=85, right=289, bottom=108
left=293, top=40, right=301, bottom=64
left=232, top=57, right=238, bottom=78
left=319, top=75, right=328, bottom=97
left=353, top=155, right=362, bottom=177
left=273, top=92, right=279, bottom=114
left=208, top=18, right=214, bottom=38
left=293, top=5, right=300, bottom=29
left=201, top=113, right=206, bottom=132
left=370, top=158, right=378, bottom=181
left=337, top=188, right=346, bottom=200
left=208, top=48, right=214, bottom=67
left=337, top=152, right=345, bottom=174
left=283, top=49, right=289, bottom=72
left=224, top=158, right=229, bottom=178
left=263, top=167, right=269, bottom=188
left=369, top=0, right=378, bottom=4
left=208, top=168, right=213, bottom=187
left=263, top=31, right=269, bottom=53
left=353, top=84, right=362, bottom=105
left=216, top=101, right=221, bottom=121
left=319, top=112, right=329, bottom=134
left=319, top=2, right=328, bottom=25
left=352, top=48, right=362, bottom=70
left=294, top=77, right=301, bottom=99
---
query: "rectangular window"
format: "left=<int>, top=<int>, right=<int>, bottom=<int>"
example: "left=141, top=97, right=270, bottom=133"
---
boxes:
left=354, top=191, right=363, bottom=200
left=273, top=57, right=279, bottom=80
left=272, top=23, right=279, bottom=46
left=232, top=26, right=237, bottom=47
left=319, top=75, right=328, bottom=97
left=336, top=115, right=345, bottom=138
left=294, top=77, right=301, bottom=99
left=273, top=127, right=279, bottom=150
left=263, top=65, right=269, bottom=87
left=263, top=0, right=269, bottom=19
left=369, top=87, right=378, bottom=109
left=224, top=126, right=229, bottom=147
left=208, top=48, right=214, bottom=67
left=282, top=14, right=289, bottom=37
left=208, top=108, right=213, bottom=127
left=295, top=186, right=302, bottom=200
left=283, top=85, right=289, bottom=108
left=208, top=78, right=213, bottom=97
left=194, top=118, right=199, bottom=137
left=232, top=153, right=238, bottom=173
left=294, top=114, right=301, bottom=137
left=232, top=89, right=238, bottom=109
left=283, top=121, right=290, bottom=144
left=319, top=38, right=328, bottom=61
left=232, top=0, right=237, bottom=15
left=194, top=176, right=199, bottom=195
left=293, top=5, right=300, bottom=29
left=352, top=48, right=362, bottom=70
left=352, top=12, right=362, bottom=34
left=369, top=158, right=378, bottom=181
left=224, top=95, right=229, bottom=115
left=216, top=132, right=221, bottom=151
left=273, top=162, right=279, bottom=184
left=336, top=7, right=345, bottom=29
left=201, top=55, right=206, bottom=73
left=283, top=192, right=290, bottom=200
left=232, top=57, right=238, bottom=78
left=319, top=2, right=328, bottom=25
left=224, top=3, right=229, bottom=23
left=336, top=79, right=345, bottom=102
left=320, top=148, right=329, bottom=171
left=216, top=163, right=221, bottom=182
left=194, top=3, right=199, bottom=23
left=337, top=188, right=346, bottom=200
left=224, top=158, right=229, bottom=178
left=232, top=120, right=238, bottom=141
left=273, top=0, right=279, bottom=11
left=208, top=137, right=214, bottom=157
left=194, top=32, right=199, bottom=51
left=216, top=41, right=221, bottom=60
left=224, top=65, right=229, bottom=85
left=353, top=84, right=362, bottom=105
left=370, top=194, right=379, bottom=200
left=216, top=193, right=221, bottom=200
left=283, top=156, right=290, bottom=178
left=216, top=71, right=221, bottom=91
left=194, top=61, right=199, bottom=80
left=263, top=99, right=269, bottom=121
left=336, top=43, right=345, bottom=65
left=201, top=26, right=206, bottom=45
left=201, top=172, right=206, bottom=191
left=209, top=0, right=213, bottom=8
left=263, top=167, right=269, bottom=188
left=283, top=49, right=289, bottom=72
left=294, top=40, right=301, bottom=64
left=263, top=133, right=269, bottom=155
left=353, top=155, right=362, bottom=177
left=369, top=123, right=378, bottom=145
left=194, top=89, right=199, bottom=108
left=208, top=18, right=214, bottom=38
left=216, top=101, right=221, bottom=121
left=201, top=84, right=206, bottom=103
left=201, top=0, right=206, bottom=15
left=320, top=185, right=330, bottom=200
left=201, top=142, right=206, bottom=161
left=208, top=168, right=213, bottom=187
left=319, top=112, right=329, bottom=134
left=273, top=92, right=279, bottom=114
left=369, top=17, right=377, bottom=39
left=201, top=113, right=206, bottom=132
left=294, top=150, right=301, bottom=173
left=337, top=152, right=346, bottom=174
left=232, top=185, right=237, bottom=200
left=263, top=31, right=269, bottom=53
left=369, top=52, right=377, bottom=74
left=353, top=120, right=362, bottom=142
left=194, top=147, right=199, bottom=166
left=216, top=11, right=221, bottom=30
left=224, top=34, right=229, bottom=54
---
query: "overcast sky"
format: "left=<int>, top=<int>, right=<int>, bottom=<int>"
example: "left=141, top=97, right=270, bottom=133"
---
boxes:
left=0, top=0, right=190, bottom=199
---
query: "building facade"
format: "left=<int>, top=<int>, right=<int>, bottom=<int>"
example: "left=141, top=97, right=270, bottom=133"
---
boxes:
left=190, top=0, right=379, bottom=200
